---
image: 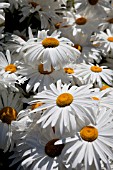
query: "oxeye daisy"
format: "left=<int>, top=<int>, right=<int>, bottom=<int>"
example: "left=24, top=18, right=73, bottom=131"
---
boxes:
left=62, top=29, right=101, bottom=63
left=55, top=108, right=113, bottom=170
left=74, top=63, right=113, bottom=87
left=10, top=125, right=68, bottom=170
left=75, top=0, right=111, bottom=16
left=29, top=80, right=96, bottom=134
left=92, top=27, right=113, bottom=53
left=21, top=30, right=80, bottom=71
left=72, top=9, right=100, bottom=35
left=20, top=62, right=70, bottom=93
left=98, top=9, right=113, bottom=31
left=63, top=63, right=84, bottom=86
left=0, top=50, right=27, bottom=85
left=0, top=89, right=23, bottom=151
left=90, top=88, right=113, bottom=111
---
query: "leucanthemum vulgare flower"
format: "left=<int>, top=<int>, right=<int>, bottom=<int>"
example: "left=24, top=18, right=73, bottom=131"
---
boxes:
left=29, top=80, right=96, bottom=134
left=19, top=0, right=66, bottom=29
left=71, top=9, right=100, bottom=36
left=0, top=50, right=27, bottom=85
left=19, top=62, right=70, bottom=93
left=62, top=28, right=101, bottom=63
left=21, top=30, right=80, bottom=71
left=63, top=63, right=84, bottom=86
left=98, top=8, right=113, bottom=31
left=74, top=0, right=111, bottom=17
left=74, top=63, right=113, bottom=88
left=10, top=125, right=68, bottom=170
left=92, top=27, right=113, bottom=54
left=55, top=108, right=113, bottom=170
left=0, top=89, right=23, bottom=151
left=90, top=88, right=113, bottom=111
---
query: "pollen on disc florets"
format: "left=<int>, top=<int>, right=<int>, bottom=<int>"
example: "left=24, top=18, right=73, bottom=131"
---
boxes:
left=92, top=96, right=100, bottom=100
left=0, top=107, right=17, bottom=124
left=45, top=139, right=64, bottom=158
left=5, top=64, right=17, bottom=73
left=76, top=17, right=87, bottom=25
left=64, top=67, right=74, bottom=74
left=74, top=44, right=82, bottom=52
left=107, top=37, right=113, bottom=42
left=42, top=37, right=59, bottom=48
left=90, top=66, right=102, bottom=72
left=56, top=93, right=73, bottom=107
left=80, top=126, right=98, bottom=142
left=88, top=0, right=98, bottom=5
left=38, top=64, right=54, bottom=74
left=31, top=102, right=43, bottom=110
left=100, top=85, right=110, bottom=91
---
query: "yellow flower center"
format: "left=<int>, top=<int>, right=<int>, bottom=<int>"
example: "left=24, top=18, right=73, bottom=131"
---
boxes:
left=80, top=126, right=98, bottom=142
left=90, top=66, right=102, bottom=72
left=92, top=96, right=100, bottom=100
left=88, top=0, right=98, bottom=5
left=29, top=2, right=39, bottom=8
left=76, top=17, right=87, bottom=25
left=45, top=138, right=64, bottom=158
left=42, top=37, right=59, bottom=48
left=100, top=85, right=110, bottom=91
left=5, top=64, right=17, bottom=73
left=38, top=64, right=54, bottom=74
left=107, top=37, right=113, bottom=42
left=0, top=107, right=17, bottom=124
left=64, top=67, right=74, bottom=74
left=31, top=102, right=43, bottom=110
left=107, top=18, right=113, bottom=24
left=74, top=44, right=82, bottom=52
left=56, top=93, right=73, bottom=107
left=55, top=23, right=61, bottom=29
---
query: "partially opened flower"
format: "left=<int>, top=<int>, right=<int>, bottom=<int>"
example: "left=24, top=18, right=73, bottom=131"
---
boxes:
left=55, top=108, right=113, bottom=169
left=30, top=80, right=95, bottom=134
left=21, top=30, right=80, bottom=71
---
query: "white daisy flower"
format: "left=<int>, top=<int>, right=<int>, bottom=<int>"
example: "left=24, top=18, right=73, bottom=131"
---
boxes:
left=0, top=89, right=23, bottom=151
left=62, top=28, right=101, bottom=63
left=98, top=9, right=113, bottom=31
left=74, top=0, right=111, bottom=16
left=19, top=0, right=66, bottom=29
left=90, top=88, right=113, bottom=111
left=92, top=27, right=113, bottom=53
left=71, top=9, right=100, bottom=35
left=19, top=62, right=70, bottom=93
left=10, top=125, right=68, bottom=170
left=30, top=80, right=96, bottom=134
left=21, top=30, right=80, bottom=71
left=55, top=108, right=113, bottom=170
left=74, top=63, right=113, bottom=87
left=63, top=62, right=84, bottom=86
left=0, top=50, right=27, bottom=85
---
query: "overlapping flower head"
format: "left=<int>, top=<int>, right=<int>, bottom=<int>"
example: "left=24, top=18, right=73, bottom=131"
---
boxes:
left=0, top=0, right=113, bottom=169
